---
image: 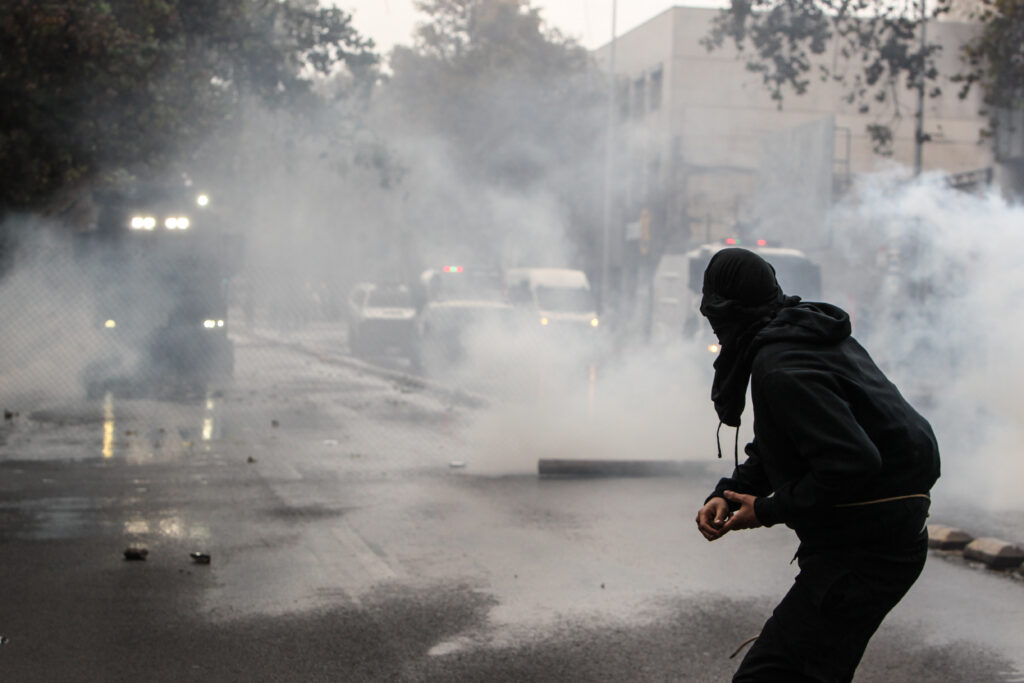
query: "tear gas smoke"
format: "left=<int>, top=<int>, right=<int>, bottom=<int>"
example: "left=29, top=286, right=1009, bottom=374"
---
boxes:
left=0, top=222, right=109, bottom=406
left=460, top=335, right=720, bottom=476
left=829, top=170, right=1024, bottom=514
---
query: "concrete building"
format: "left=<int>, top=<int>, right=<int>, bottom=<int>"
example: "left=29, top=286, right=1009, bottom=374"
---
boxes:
left=592, top=6, right=996, bottom=255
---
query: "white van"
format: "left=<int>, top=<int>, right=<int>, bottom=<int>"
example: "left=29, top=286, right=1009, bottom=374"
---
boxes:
left=652, top=241, right=821, bottom=346
left=505, top=267, right=600, bottom=334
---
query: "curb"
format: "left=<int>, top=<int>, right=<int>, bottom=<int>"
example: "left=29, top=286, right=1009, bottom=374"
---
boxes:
left=928, top=524, right=1024, bottom=574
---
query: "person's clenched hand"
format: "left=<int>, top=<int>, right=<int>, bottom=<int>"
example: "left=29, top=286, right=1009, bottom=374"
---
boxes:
left=718, top=490, right=762, bottom=532
left=696, top=496, right=731, bottom=541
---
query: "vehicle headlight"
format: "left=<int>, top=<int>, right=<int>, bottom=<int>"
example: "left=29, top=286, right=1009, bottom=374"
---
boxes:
left=196, top=194, right=210, bottom=207
left=590, top=318, right=600, bottom=328
left=104, top=319, right=117, bottom=329
left=203, top=319, right=225, bottom=329
left=130, top=216, right=156, bottom=230
left=708, top=343, right=720, bottom=354
left=165, top=216, right=191, bottom=230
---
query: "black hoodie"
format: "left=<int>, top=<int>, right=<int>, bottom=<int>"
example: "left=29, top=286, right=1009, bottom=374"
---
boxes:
left=708, top=301, right=941, bottom=547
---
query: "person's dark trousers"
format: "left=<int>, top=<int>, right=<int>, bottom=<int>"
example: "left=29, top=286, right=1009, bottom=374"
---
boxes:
left=733, top=509, right=929, bottom=683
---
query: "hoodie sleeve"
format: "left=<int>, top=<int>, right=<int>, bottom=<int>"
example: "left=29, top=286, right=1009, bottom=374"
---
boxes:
left=751, top=368, right=881, bottom=527
left=705, top=439, right=773, bottom=511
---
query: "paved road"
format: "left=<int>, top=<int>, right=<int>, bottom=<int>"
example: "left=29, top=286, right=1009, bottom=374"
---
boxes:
left=0, top=331, right=1021, bottom=681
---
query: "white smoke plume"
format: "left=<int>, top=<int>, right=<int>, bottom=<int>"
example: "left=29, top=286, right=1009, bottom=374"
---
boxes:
left=829, top=170, right=1024, bottom=512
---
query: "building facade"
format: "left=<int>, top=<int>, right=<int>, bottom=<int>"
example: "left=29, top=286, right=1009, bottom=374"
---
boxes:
left=592, top=6, right=995, bottom=256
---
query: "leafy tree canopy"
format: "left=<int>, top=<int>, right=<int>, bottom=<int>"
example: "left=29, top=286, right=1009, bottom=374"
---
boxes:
left=702, top=0, right=947, bottom=154
left=388, top=0, right=603, bottom=188
left=0, top=0, right=379, bottom=215
left=382, top=0, right=607, bottom=263
left=955, top=0, right=1024, bottom=112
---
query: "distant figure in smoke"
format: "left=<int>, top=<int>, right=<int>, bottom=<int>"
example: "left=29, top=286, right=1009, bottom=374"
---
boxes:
left=694, top=248, right=940, bottom=682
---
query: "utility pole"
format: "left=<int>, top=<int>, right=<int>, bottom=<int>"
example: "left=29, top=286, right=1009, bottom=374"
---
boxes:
left=913, top=0, right=927, bottom=177
left=600, top=0, right=617, bottom=314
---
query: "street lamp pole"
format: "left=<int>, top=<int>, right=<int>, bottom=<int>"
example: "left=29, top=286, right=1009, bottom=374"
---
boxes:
left=913, top=0, right=927, bottom=177
left=600, top=0, right=617, bottom=314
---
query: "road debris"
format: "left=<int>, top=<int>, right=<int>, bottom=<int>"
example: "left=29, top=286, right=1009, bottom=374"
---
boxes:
left=190, top=552, right=211, bottom=565
left=123, top=546, right=149, bottom=561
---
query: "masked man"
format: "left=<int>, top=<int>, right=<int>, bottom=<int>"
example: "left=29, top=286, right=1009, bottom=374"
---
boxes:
left=694, top=248, right=940, bottom=683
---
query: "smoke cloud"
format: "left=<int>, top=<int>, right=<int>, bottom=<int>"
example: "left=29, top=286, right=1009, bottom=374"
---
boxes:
left=829, top=170, right=1024, bottom=513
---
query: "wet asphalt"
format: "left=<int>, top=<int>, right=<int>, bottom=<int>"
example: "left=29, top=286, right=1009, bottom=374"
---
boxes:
left=0, top=328, right=1022, bottom=682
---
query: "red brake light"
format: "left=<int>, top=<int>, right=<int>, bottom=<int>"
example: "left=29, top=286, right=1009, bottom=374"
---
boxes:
left=725, top=238, right=738, bottom=245
left=756, top=239, right=767, bottom=247
left=442, top=265, right=464, bottom=274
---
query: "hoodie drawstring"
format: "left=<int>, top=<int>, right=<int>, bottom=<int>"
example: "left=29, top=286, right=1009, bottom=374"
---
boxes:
left=715, top=421, right=741, bottom=468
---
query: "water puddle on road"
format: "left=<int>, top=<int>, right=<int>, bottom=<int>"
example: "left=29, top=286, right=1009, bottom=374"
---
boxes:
left=0, top=494, right=213, bottom=543
left=94, top=391, right=224, bottom=462
left=0, top=496, right=128, bottom=540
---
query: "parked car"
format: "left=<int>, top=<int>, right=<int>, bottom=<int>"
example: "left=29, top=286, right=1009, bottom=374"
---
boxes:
left=346, top=283, right=419, bottom=360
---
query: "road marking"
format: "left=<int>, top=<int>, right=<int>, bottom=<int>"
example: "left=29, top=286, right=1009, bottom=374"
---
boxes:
left=330, top=521, right=398, bottom=582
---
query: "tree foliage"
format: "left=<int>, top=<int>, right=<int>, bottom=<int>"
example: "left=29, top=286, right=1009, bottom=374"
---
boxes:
left=0, top=0, right=379, bottom=215
left=383, top=0, right=606, bottom=260
left=955, top=0, right=1024, bottom=112
left=702, top=0, right=946, bottom=154
left=391, top=0, right=602, bottom=184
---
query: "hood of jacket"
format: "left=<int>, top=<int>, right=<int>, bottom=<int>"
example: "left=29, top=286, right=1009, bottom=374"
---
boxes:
left=753, top=301, right=851, bottom=350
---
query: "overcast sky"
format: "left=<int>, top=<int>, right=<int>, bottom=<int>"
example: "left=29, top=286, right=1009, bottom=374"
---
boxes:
left=337, top=1, right=726, bottom=54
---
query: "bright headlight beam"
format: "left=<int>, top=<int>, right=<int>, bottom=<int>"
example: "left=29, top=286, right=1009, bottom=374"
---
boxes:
left=164, top=216, right=191, bottom=230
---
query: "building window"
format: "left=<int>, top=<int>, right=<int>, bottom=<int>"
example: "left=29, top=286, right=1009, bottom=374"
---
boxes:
left=633, top=76, right=646, bottom=118
left=650, top=67, right=663, bottom=112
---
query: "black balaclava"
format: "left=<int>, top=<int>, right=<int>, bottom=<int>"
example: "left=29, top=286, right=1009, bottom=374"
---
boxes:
left=700, top=248, right=800, bottom=431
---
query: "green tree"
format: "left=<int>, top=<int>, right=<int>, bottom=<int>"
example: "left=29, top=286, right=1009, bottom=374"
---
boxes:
left=955, top=0, right=1024, bottom=117
left=0, top=0, right=379, bottom=217
left=702, top=0, right=947, bottom=155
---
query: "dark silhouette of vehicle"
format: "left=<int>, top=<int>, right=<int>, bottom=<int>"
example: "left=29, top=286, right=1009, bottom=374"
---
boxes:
left=76, top=179, right=241, bottom=397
